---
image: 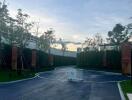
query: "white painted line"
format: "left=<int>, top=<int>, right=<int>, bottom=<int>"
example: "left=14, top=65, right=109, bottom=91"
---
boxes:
left=117, top=82, right=125, bottom=100
left=83, top=80, right=117, bottom=84
left=82, top=79, right=128, bottom=84
left=37, top=75, right=46, bottom=79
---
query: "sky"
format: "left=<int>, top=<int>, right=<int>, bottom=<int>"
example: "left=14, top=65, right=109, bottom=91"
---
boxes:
left=1, top=0, right=132, bottom=51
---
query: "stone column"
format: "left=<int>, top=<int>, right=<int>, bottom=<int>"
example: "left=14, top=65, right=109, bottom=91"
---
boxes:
left=121, top=43, right=131, bottom=75
left=12, top=46, right=18, bottom=70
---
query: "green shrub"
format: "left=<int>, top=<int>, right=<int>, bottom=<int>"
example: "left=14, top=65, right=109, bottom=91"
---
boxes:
left=77, top=50, right=121, bottom=71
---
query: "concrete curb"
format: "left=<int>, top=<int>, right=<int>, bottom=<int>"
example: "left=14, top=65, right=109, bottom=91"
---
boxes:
left=117, top=82, right=126, bottom=100
left=0, top=75, right=38, bottom=85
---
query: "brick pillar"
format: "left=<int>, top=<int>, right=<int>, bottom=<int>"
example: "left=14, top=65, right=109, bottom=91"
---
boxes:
left=31, top=49, right=37, bottom=68
left=12, top=46, right=18, bottom=70
left=48, top=55, right=54, bottom=66
left=121, top=43, right=131, bottom=75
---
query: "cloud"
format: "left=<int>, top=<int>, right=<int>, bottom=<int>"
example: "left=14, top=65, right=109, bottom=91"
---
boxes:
left=7, top=0, right=132, bottom=43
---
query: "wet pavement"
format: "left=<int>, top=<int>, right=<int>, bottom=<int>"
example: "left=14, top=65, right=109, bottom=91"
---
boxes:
left=0, top=66, right=130, bottom=100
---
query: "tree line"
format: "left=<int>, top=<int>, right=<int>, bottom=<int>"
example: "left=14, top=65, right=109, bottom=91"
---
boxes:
left=0, top=1, right=68, bottom=74
left=82, top=23, right=132, bottom=51
left=0, top=1, right=67, bottom=53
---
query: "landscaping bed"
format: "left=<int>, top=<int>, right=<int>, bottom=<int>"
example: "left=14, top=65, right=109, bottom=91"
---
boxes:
left=0, top=66, right=54, bottom=82
left=120, top=80, right=132, bottom=100
left=0, top=70, right=35, bottom=82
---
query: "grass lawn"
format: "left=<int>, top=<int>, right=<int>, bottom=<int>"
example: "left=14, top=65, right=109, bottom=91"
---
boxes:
left=120, top=80, right=132, bottom=100
left=0, top=70, right=35, bottom=82
left=0, top=66, right=54, bottom=82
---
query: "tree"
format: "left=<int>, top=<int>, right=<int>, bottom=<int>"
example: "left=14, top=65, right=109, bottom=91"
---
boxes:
left=94, top=33, right=103, bottom=46
left=7, top=16, right=19, bottom=45
left=34, top=21, right=40, bottom=37
left=38, top=34, right=49, bottom=51
left=9, top=9, right=33, bottom=74
left=107, top=24, right=126, bottom=45
left=0, top=1, right=9, bottom=33
left=121, top=23, right=132, bottom=43
left=38, top=28, right=55, bottom=53
left=0, top=1, right=9, bottom=67
left=59, top=38, right=67, bottom=56
left=83, top=38, right=93, bottom=51
left=33, top=21, right=42, bottom=49
left=83, top=33, right=103, bottom=51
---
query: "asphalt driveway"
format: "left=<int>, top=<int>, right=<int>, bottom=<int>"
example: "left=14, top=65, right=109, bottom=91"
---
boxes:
left=0, top=66, right=130, bottom=100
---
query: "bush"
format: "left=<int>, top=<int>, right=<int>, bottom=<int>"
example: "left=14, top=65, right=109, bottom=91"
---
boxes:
left=77, top=51, right=103, bottom=68
left=77, top=50, right=121, bottom=70
left=106, top=50, right=121, bottom=70
left=53, top=55, right=76, bottom=67
left=0, top=44, right=76, bottom=70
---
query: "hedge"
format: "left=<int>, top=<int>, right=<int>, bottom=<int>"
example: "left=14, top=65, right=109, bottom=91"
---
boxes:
left=106, top=50, right=121, bottom=70
left=53, top=55, right=76, bottom=66
left=1, top=44, right=12, bottom=69
left=77, top=50, right=121, bottom=70
left=0, top=44, right=76, bottom=70
left=77, top=51, right=103, bottom=68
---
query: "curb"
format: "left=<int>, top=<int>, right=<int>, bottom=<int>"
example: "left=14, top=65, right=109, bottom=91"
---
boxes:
left=117, top=82, right=126, bottom=100
left=0, top=75, right=38, bottom=85
left=0, top=72, right=44, bottom=85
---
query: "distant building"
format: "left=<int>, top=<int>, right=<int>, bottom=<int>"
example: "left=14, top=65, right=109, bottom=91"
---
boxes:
left=0, top=32, right=77, bottom=57
left=49, top=48, right=76, bottom=57
left=82, top=43, right=122, bottom=52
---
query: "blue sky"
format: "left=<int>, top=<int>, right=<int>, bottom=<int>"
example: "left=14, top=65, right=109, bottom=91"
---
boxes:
left=3, top=0, right=132, bottom=42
